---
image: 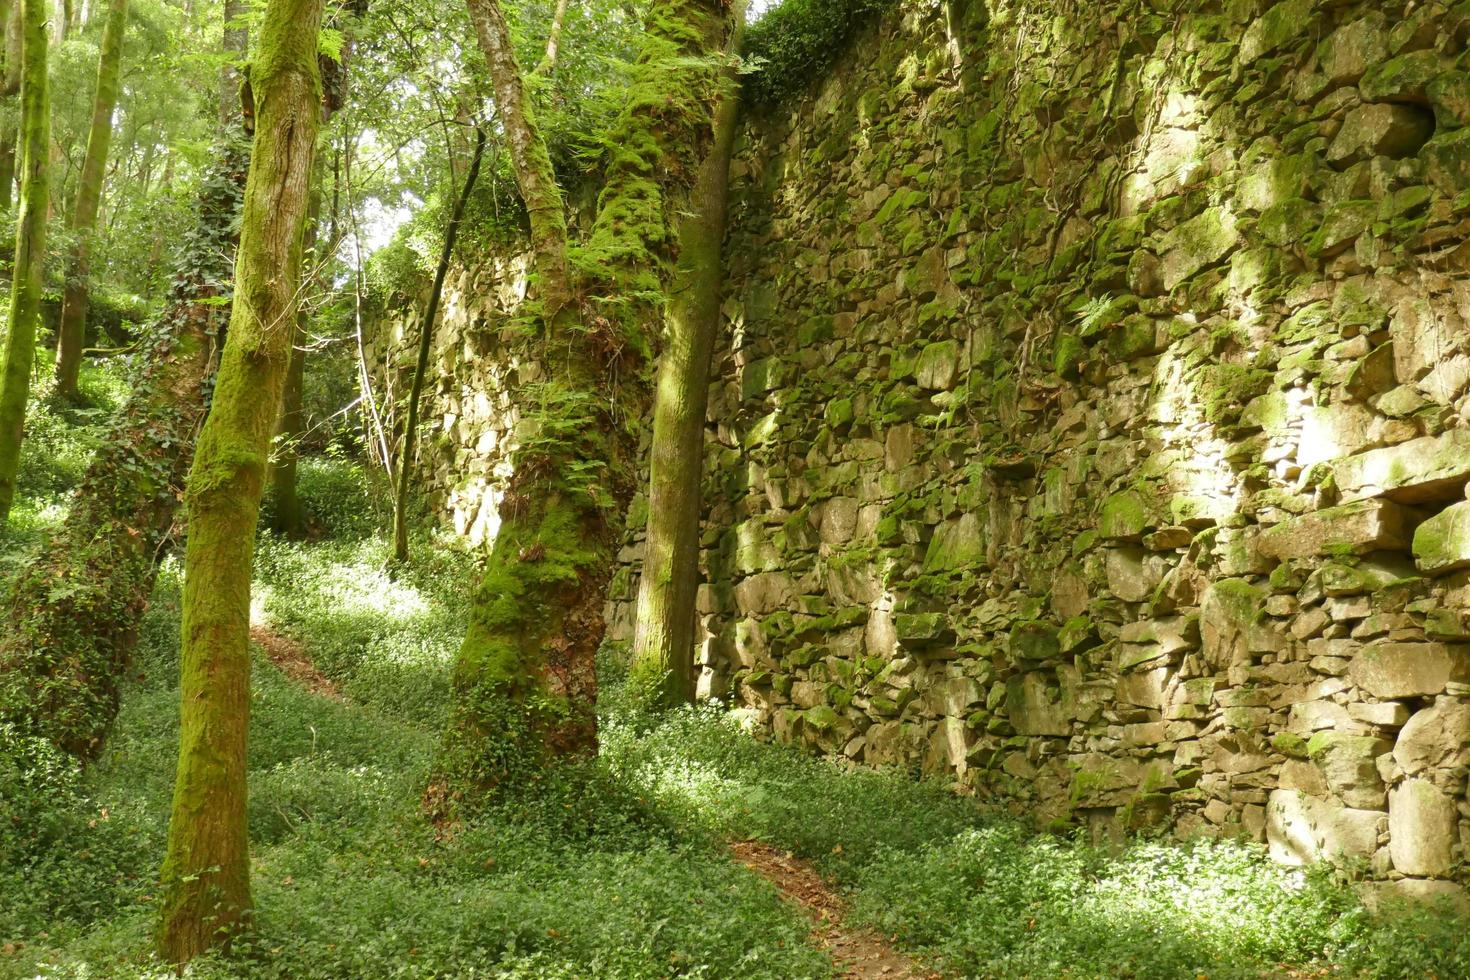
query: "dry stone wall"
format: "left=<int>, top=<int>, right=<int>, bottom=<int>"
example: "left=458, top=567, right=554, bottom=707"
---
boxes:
left=378, top=0, right=1470, bottom=901
left=605, top=0, right=1470, bottom=900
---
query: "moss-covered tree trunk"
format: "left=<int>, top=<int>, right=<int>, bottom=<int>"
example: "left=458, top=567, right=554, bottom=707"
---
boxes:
left=0, top=0, right=50, bottom=526
left=0, top=135, right=247, bottom=758
left=0, top=0, right=17, bottom=210
left=629, top=10, right=743, bottom=710
left=155, top=0, right=324, bottom=963
left=392, top=127, right=486, bottom=563
left=54, top=0, right=128, bottom=401
left=437, top=0, right=731, bottom=803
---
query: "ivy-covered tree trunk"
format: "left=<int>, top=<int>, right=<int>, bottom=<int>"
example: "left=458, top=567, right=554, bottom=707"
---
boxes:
left=0, top=0, right=51, bottom=526
left=0, top=135, right=247, bottom=758
left=0, top=0, right=17, bottom=210
left=155, top=0, right=324, bottom=964
left=629, top=9, right=744, bottom=710
left=437, top=0, right=730, bottom=803
left=55, top=0, right=128, bottom=401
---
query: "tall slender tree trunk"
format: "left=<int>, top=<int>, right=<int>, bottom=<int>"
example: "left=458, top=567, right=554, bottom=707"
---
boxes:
left=218, top=0, right=245, bottom=126
left=392, top=127, right=485, bottom=563
left=0, top=134, right=247, bottom=757
left=0, top=0, right=50, bottom=526
left=155, top=0, right=324, bottom=963
left=0, top=0, right=16, bottom=210
left=629, top=9, right=743, bottom=710
left=266, top=168, right=319, bottom=539
left=531, top=0, right=568, bottom=78
left=437, top=0, right=731, bottom=805
left=54, top=0, right=128, bottom=401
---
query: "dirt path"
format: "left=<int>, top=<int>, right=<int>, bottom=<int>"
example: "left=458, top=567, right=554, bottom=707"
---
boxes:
left=250, top=623, right=341, bottom=701
left=729, top=841, right=940, bottom=980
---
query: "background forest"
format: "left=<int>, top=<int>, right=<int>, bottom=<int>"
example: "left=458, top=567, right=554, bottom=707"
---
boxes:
left=0, top=0, right=1469, bottom=977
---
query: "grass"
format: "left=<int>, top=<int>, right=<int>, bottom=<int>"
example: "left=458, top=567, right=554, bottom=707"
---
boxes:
left=3, top=414, right=1469, bottom=978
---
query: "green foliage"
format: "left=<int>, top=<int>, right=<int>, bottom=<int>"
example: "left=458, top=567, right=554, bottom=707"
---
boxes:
left=261, top=458, right=386, bottom=539
left=2, top=540, right=826, bottom=980
left=743, top=0, right=899, bottom=104
left=5, top=526, right=1470, bottom=977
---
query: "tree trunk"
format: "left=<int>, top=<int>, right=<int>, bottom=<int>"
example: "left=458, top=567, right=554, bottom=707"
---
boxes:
left=155, top=0, right=323, bottom=964
left=531, top=0, right=569, bottom=78
left=266, top=168, right=320, bottom=539
left=629, top=8, right=744, bottom=711
left=218, top=0, right=246, bottom=126
left=464, top=0, right=570, bottom=315
left=437, top=0, right=731, bottom=805
left=54, top=0, right=128, bottom=401
left=392, top=127, right=485, bottom=563
left=0, top=0, right=16, bottom=210
left=0, top=134, right=247, bottom=758
left=0, top=0, right=51, bottom=526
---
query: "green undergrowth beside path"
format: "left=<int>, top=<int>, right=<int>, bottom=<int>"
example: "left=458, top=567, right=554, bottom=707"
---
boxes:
left=3, top=457, right=1468, bottom=978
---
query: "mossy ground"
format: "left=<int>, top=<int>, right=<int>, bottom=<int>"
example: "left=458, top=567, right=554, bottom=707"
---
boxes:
left=3, top=407, right=1469, bottom=977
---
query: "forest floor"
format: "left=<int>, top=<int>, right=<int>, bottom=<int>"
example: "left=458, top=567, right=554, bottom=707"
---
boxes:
left=3, top=369, right=1470, bottom=979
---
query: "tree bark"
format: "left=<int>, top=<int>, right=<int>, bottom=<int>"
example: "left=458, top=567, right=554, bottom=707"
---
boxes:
left=0, top=0, right=17, bottom=210
left=629, top=8, right=744, bottom=711
left=155, top=0, right=324, bottom=964
left=55, top=0, right=128, bottom=401
left=0, top=0, right=51, bottom=526
left=464, top=0, right=570, bottom=315
left=266, top=168, right=320, bottom=539
left=531, top=0, right=569, bottom=78
left=0, top=134, right=247, bottom=758
left=392, top=127, right=485, bottom=563
left=219, top=0, right=246, bottom=126
left=438, top=0, right=732, bottom=804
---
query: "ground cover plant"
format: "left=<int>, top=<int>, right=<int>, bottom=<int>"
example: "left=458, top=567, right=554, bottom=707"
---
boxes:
left=3, top=450, right=1467, bottom=979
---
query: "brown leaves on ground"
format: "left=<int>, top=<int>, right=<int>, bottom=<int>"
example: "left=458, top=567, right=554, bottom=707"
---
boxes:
left=729, top=840, right=942, bottom=980
left=250, top=624, right=340, bottom=701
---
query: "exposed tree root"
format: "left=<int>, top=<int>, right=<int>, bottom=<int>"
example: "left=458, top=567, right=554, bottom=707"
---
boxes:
left=729, top=840, right=941, bottom=980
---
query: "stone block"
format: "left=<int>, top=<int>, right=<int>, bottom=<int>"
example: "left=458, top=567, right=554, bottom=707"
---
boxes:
left=1158, top=206, right=1239, bottom=291
left=915, top=339, right=960, bottom=391
left=1266, top=789, right=1382, bottom=865
left=1257, top=499, right=1418, bottom=562
left=1326, top=104, right=1434, bottom=164
left=1006, top=672, right=1070, bottom=737
left=923, top=512, right=984, bottom=571
left=1348, top=701, right=1410, bottom=727
left=1334, top=430, right=1470, bottom=504
left=1316, top=14, right=1387, bottom=87
left=1294, top=403, right=1377, bottom=467
left=1307, top=732, right=1391, bottom=809
left=1114, top=665, right=1168, bottom=710
left=1201, top=579, right=1275, bottom=670
left=1388, top=779, right=1459, bottom=877
left=1349, top=641, right=1470, bottom=699
left=1105, top=546, right=1166, bottom=603
left=1412, top=501, right=1470, bottom=575
left=1238, top=0, right=1314, bottom=65
left=1393, top=698, right=1470, bottom=776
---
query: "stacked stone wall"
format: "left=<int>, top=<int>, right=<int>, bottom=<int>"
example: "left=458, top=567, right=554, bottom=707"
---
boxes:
left=605, top=0, right=1470, bottom=901
left=382, top=0, right=1470, bottom=901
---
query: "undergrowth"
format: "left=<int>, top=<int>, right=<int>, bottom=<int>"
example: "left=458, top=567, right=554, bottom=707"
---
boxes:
left=4, top=457, right=1468, bottom=979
